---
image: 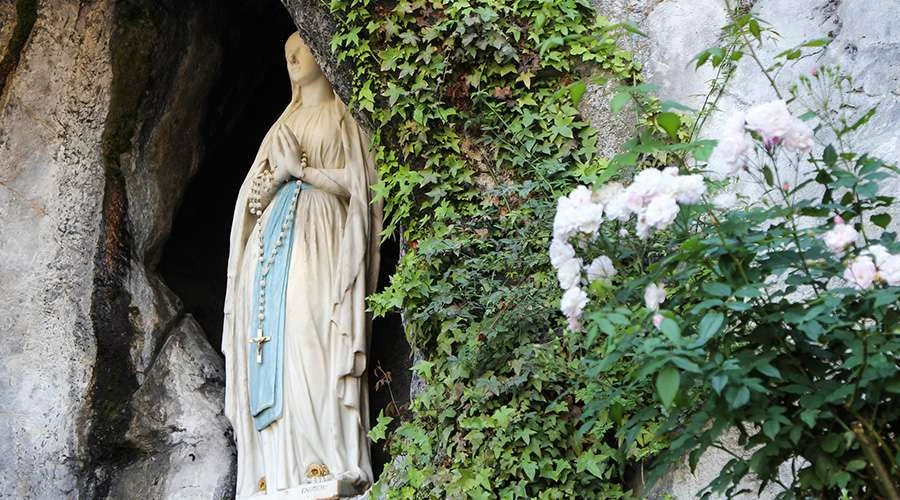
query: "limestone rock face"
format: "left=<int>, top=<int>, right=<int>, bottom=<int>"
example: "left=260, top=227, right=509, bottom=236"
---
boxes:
left=0, top=0, right=232, bottom=497
left=106, top=317, right=235, bottom=500
left=0, top=1, right=111, bottom=496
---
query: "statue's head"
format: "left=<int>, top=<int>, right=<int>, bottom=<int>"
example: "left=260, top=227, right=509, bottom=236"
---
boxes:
left=285, top=32, right=322, bottom=87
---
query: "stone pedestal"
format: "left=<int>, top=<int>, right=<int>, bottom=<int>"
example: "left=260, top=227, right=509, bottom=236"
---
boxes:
left=248, top=479, right=364, bottom=499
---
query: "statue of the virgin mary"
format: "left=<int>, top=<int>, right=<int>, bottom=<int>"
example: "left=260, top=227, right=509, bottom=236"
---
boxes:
left=221, top=32, right=382, bottom=498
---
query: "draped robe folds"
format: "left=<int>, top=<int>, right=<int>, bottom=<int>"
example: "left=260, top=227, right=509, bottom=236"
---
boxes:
left=222, top=96, right=382, bottom=498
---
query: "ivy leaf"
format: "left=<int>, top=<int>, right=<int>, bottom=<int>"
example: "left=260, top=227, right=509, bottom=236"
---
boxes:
left=576, top=451, right=607, bottom=479
left=569, top=80, right=587, bottom=106
left=522, top=460, right=538, bottom=480
left=656, top=366, right=680, bottom=408
left=368, top=412, right=393, bottom=443
left=492, top=406, right=515, bottom=428
left=384, top=83, right=405, bottom=106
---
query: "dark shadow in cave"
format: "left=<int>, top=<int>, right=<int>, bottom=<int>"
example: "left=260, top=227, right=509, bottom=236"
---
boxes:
left=159, top=0, right=409, bottom=479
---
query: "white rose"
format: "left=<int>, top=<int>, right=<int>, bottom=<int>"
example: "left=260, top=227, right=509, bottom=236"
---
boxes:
left=628, top=169, right=667, bottom=208
left=549, top=238, right=576, bottom=268
left=553, top=186, right=604, bottom=239
left=844, top=255, right=877, bottom=289
left=560, top=286, right=589, bottom=331
left=586, top=255, right=617, bottom=282
left=604, top=192, right=631, bottom=222
left=594, top=182, right=624, bottom=205
left=673, top=174, right=707, bottom=204
left=556, top=257, right=583, bottom=290
left=713, top=192, right=738, bottom=210
left=643, top=194, right=680, bottom=229
left=644, top=283, right=666, bottom=311
left=823, top=223, right=858, bottom=253
left=634, top=219, right=652, bottom=240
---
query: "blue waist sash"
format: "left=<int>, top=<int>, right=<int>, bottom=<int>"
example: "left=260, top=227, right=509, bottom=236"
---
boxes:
left=248, top=181, right=313, bottom=430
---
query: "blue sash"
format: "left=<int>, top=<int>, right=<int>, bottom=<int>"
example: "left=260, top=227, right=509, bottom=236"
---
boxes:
left=248, top=182, right=311, bottom=430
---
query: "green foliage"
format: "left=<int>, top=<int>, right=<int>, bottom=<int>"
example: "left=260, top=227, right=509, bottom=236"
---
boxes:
left=327, top=0, right=671, bottom=496
left=567, top=11, right=900, bottom=497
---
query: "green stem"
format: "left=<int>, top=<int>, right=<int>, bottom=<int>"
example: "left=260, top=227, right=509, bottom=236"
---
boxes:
left=852, top=421, right=900, bottom=500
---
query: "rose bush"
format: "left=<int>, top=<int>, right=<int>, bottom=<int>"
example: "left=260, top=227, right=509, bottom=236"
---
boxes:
left=552, top=48, right=900, bottom=500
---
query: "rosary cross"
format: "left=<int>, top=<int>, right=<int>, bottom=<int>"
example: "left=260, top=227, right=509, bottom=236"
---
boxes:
left=249, top=329, right=271, bottom=364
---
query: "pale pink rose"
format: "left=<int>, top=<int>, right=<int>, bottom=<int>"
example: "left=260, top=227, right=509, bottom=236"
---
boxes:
left=878, top=254, right=900, bottom=286
left=844, top=255, right=877, bottom=289
left=865, top=244, right=891, bottom=265
left=652, top=313, right=664, bottom=329
left=866, top=245, right=900, bottom=286
left=783, top=118, right=814, bottom=152
left=586, top=255, right=617, bottom=282
left=710, top=113, right=752, bottom=174
left=823, top=222, right=858, bottom=253
left=746, top=100, right=795, bottom=147
left=643, top=194, right=680, bottom=229
left=644, top=283, right=667, bottom=311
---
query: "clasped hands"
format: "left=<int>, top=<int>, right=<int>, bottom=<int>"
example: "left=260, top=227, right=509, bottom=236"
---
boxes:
left=270, top=124, right=306, bottom=184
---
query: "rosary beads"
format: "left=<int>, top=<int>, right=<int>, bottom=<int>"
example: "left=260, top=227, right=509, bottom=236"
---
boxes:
left=248, top=152, right=308, bottom=216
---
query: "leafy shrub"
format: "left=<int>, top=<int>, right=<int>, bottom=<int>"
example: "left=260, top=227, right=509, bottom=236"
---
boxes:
left=327, top=0, right=675, bottom=497
left=550, top=12, right=900, bottom=498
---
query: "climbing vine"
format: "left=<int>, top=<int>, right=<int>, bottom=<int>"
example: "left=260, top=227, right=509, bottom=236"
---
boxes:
left=327, top=0, right=681, bottom=496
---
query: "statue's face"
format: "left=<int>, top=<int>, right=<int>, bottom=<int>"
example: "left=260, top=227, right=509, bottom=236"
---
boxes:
left=285, top=33, right=321, bottom=86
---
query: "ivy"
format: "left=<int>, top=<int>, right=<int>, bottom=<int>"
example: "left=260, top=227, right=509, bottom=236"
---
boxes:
left=328, top=0, right=670, bottom=496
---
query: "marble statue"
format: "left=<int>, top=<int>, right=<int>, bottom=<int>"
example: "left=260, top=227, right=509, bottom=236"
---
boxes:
left=222, top=32, right=382, bottom=499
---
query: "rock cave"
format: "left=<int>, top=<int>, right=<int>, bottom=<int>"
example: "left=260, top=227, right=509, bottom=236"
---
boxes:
left=154, top=0, right=410, bottom=488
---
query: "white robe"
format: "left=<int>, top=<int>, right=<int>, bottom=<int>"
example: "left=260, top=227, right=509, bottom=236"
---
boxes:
left=222, top=96, right=382, bottom=498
